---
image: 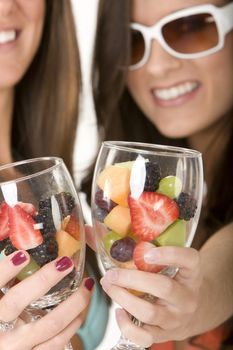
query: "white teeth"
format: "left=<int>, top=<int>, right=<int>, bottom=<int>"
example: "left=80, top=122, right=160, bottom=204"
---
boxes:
left=154, top=82, right=198, bottom=101
left=0, top=30, right=16, bottom=44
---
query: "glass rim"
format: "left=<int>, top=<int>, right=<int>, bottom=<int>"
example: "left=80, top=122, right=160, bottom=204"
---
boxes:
left=0, top=156, right=63, bottom=186
left=102, top=141, right=202, bottom=158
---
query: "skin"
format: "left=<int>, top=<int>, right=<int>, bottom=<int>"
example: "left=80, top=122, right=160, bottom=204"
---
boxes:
left=0, top=2, right=92, bottom=348
left=92, top=0, right=233, bottom=348
left=0, top=252, right=92, bottom=350
left=0, top=0, right=45, bottom=164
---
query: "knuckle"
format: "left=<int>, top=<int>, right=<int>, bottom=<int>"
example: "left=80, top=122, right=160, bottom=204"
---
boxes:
left=2, top=293, right=21, bottom=317
left=161, top=277, right=174, bottom=298
left=143, top=305, right=157, bottom=325
left=46, top=317, right=63, bottom=334
left=37, top=268, right=51, bottom=285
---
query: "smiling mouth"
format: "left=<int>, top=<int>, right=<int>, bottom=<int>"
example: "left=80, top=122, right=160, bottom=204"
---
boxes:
left=153, top=82, right=199, bottom=101
left=0, top=30, right=17, bottom=45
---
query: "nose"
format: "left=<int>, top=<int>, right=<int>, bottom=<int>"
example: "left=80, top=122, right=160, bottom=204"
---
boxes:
left=145, top=39, right=182, bottom=76
left=0, top=0, right=14, bottom=16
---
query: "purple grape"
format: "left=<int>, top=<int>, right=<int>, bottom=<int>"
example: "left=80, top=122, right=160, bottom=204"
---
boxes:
left=110, top=237, right=136, bottom=262
left=95, top=188, right=117, bottom=212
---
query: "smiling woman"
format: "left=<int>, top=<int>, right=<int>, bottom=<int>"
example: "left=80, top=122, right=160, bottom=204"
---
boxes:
left=0, top=1, right=100, bottom=349
left=85, top=0, right=233, bottom=349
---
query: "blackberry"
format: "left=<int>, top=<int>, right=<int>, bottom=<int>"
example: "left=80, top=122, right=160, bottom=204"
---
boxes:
left=94, top=207, right=108, bottom=223
left=37, top=198, right=56, bottom=235
left=176, top=192, right=197, bottom=220
left=0, top=239, right=7, bottom=253
left=4, top=240, right=17, bottom=256
left=95, top=189, right=117, bottom=212
left=55, top=192, right=76, bottom=218
left=144, top=161, right=161, bottom=191
left=28, top=233, right=58, bottom=267
left=110, top=237, right=136, bottom=262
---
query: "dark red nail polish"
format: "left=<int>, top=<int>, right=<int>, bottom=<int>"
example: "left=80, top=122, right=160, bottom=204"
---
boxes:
left=84, top=277, right=95, bottom=291
left=11, top=251, right=27, bottom=266
left=55, top=256, right=73, bottom=272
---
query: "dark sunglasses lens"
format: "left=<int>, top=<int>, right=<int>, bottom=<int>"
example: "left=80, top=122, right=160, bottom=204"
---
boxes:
left=130, top=28, right=145, bottom=65
left=162, top=13, right=219, bottom=54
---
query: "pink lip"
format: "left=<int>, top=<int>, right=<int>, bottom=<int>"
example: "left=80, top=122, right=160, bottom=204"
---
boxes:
left=151, top=83, right=201, bottom=108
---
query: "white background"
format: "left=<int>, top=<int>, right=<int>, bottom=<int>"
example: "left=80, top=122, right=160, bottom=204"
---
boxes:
left=71, top=1, right=121, bottom=349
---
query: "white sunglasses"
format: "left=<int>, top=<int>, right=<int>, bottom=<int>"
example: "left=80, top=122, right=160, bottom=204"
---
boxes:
left=130, top=2, right=233, bottom=69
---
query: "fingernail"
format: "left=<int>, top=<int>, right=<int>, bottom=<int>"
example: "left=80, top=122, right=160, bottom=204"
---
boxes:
left=55, top=256, right=73, bottom=272
left=11, top=251, right=27, bottom=266
left=100, top=277, right=111, bottom=292
left=105, top=269, right=118, bottom=282
left=144, top=249, right=160, bottom=263
left=84, top=277, right=95, bottom=291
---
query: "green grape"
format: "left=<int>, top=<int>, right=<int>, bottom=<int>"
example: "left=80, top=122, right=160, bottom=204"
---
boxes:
left=114, top=161, right=135, bottom=169
left=103, top=231, right=123, bottom=252
left=17, top=257, right=40, bottom=281
left=157, top=175, right=182, bottom=198
left=155, top=220, right=186, bottom=247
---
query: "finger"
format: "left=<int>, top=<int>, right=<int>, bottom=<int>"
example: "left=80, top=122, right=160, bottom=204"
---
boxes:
left=85, top=225, right=97, bottom=251
left=101, top=279, right=179, bottom=328
left=144, top=246, right=200, bottom=279
left=0, top=251, right=30, bottom=288
left=33, top=316, right=82, bottom=350
left=28, top=277, right=95, bottom=347
left=115, top=308, right=155, bottom=348
left=0, top=256, right=74, bottom=322
left=102, top=269, right=194, bottom=309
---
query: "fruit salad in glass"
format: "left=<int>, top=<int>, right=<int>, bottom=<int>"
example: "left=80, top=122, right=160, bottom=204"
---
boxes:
left=0, top=157, right=85, bottom=309
left=91, top=141, right=203, bottom=350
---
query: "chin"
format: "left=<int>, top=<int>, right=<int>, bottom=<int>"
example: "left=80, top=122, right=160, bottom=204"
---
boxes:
left=157, top=125, right=192, bottom=139
left=0, top=71, right=26, bottom=89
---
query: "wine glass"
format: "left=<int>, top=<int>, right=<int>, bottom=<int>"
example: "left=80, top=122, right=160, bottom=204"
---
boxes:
left=91, top=141, right=203, bottom=350
left=0, top=157, right=86, bottom=350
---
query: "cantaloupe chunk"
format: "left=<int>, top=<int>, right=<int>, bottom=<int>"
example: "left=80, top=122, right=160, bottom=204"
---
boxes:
left=56, top=230, right=81, bottom=257
left=97, top=165, right=131, bottom=207
left=104, top=205, right=131, bottom=236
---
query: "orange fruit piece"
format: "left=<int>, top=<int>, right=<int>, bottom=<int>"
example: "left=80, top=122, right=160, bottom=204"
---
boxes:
left=56, top=230, right=81, bottom=257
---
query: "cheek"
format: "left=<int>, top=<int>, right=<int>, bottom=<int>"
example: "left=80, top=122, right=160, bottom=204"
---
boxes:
left=206, top=45, right=233, bottom=116
left=20, top=0, right=46, bottom=21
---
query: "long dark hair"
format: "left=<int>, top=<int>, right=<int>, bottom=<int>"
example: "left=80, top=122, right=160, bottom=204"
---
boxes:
left=12, top=0, right=101, bottom=281
left=90, top=0, right=233, bottom=345
left=13, top=0, right=80, bottom=174
left=91, top=0, right=233, bottom=246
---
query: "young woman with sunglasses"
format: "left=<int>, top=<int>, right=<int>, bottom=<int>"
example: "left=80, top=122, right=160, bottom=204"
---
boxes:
left=86, top=0, right=233, bottom=349
left=0, top=1, right=110, bottom=349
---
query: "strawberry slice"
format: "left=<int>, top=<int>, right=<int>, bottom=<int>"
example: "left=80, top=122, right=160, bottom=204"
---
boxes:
left=17, top=202, right=37, bottom=216
left=133, top=241, right=165, bottom=273
left=0, top=202, right=10, bottom=241
left=8, top=204, right=43, bottom=250
left=64, top=212, right=80, bottom=240
left=128, top=192, right=179, bottom=241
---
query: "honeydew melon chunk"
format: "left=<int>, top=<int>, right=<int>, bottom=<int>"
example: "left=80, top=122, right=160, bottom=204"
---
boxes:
left=155, top=219, right=186, bottom=247
left=97, top=165, right=131, bottom=207
left=104, top=205, right=131, bottom=236
left=114, top=161, right=135, bottom=169
left=157, top=176, right=182, bottom=199
left=103, top=230, right=122, bottom=253
left=17, top=258, right=40, bottom=281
